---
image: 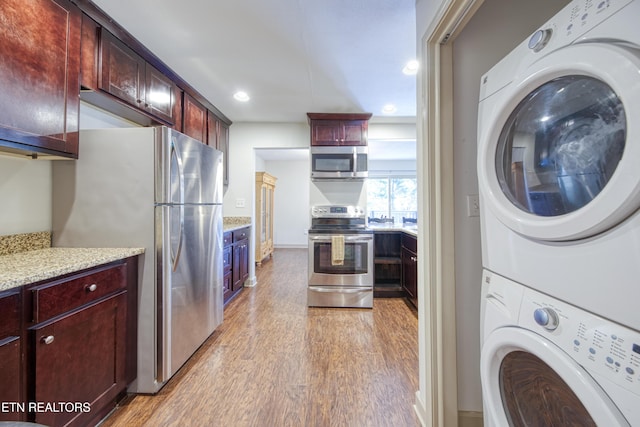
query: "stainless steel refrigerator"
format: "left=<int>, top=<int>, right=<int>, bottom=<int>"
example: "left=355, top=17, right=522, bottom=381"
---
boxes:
left=52, top=126, right=223, bottom=393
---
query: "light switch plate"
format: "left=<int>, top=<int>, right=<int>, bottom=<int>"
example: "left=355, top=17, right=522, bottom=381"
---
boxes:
left=235, top=198, right=245, bottom=208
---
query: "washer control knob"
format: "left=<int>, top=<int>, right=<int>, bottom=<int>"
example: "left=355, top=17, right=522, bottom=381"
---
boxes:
left=528, top=28, right=552, bottom=52
left=534, top=307, right=559, bottom=331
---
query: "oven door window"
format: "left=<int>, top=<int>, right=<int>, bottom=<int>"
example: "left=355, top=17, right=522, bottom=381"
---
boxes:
left=313, top=241, right=368, bottom=274
left=313, top=154, right=353, bottom=172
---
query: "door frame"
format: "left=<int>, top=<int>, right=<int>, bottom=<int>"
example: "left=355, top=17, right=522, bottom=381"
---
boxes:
left=414, top=0, right=483, bottom=426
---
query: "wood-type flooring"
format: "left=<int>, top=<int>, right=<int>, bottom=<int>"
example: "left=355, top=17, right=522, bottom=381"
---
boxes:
left=100, top=248, right=420, bottom=427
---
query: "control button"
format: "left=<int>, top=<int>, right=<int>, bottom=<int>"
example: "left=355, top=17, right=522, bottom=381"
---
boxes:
left=567, top=23, right=574, bottom=32
left=574, top=340, right=581, bottom=346
left=611, top=334, right=618, bottom=341
left=606, top=357, right=614, bottom=364
left=582, top=13, right=589, bottom=21
left=528, top=29, right=553, bottom=52
left=627, top=367, right=635, bottom=375
left=589, top=348, right=596, bottom=355
left=615, top=362, right=621, bottom=367
left=598, top=1, right=606, bottom=9
left=534, top=307, right=559, bottom=331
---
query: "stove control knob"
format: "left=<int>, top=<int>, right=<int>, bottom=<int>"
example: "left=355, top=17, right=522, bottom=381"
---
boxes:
left=534, top=307, right=559, bottom=331
left=528, top=28, right=552, bottom=52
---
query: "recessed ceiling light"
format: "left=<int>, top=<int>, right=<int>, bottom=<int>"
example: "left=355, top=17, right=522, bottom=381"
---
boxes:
left=402, top=60, right=419, bottom=75
left=233, top=91, right=250, bottom=102
left=382, top=104, right=397, bottom=114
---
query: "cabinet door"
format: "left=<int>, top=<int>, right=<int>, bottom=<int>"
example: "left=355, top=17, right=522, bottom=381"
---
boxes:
left=31, top=292, right=127, bottom=427
left=0, top=0, right=81, bottom=157
left=145, top=64, right=176, bottom=124
left=232, top=241, right=247, bottom=291
left=0, top=291, right=23, bottom=421
left=402, top=247, right=418, bottom=301
left=311, top=120, right=341, bottom=145
left=183, top=94, right=207, bottom=143
left=80, top=13, right=99, bottom=90
left=99, top=29, right=146, bottom=109
left=342, top=120, right=368, bottom=145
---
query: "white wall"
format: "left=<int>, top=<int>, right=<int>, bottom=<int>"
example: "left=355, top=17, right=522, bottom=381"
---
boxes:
left=0, top=157, right=52, bottom=235
left=0, top=102, right=137, bottom=237
left=451, top=0, right=569, bottom=414
left=262, top=158, right=310, bottom=248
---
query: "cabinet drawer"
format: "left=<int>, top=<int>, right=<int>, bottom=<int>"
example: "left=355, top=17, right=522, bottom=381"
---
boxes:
left=31, top=263, right=126, bottom=323
left=233, top=227, right=250, bottom=242
left=0, top=291, right=20, bottom=339
left=223, top=232, right=232, bottom=247
left=401, top=233, right=417, bottom=253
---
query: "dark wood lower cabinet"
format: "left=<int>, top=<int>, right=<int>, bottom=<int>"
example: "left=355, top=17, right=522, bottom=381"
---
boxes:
left=0, top=289, right=23, bottom=421
left=401, top=233, right=418, bottom=308
left=0, top=257, right=140, bottom=427
left=224, top=226, right=251, bottom=305
left=31, top=292, right=127, bottom=427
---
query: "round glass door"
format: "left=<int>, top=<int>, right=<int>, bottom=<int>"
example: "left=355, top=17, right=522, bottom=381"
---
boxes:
left=478, top=43, right=640, bottom=241
left=496, top=76, right=626, bottom=217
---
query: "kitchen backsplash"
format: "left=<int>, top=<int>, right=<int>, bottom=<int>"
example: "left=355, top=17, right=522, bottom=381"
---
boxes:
left=0, top=231, right=51, bottom=256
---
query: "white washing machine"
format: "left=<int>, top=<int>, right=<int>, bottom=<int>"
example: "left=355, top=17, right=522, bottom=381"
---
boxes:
left=481, top=270, right=640, bottom=426
left=477, top=0, right=640, bottom=331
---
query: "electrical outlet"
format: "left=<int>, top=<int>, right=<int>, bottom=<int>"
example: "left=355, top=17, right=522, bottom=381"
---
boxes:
left=467, top=194, right=480, bottom=217
left=235, top=198, right=245, bottom=208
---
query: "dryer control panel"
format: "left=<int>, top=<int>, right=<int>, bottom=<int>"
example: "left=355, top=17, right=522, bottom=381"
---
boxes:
left=520, top=289, right=640, bottom=396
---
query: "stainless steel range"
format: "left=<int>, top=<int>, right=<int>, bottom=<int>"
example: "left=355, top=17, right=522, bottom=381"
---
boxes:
left=308, top=205, right=374, bottom=308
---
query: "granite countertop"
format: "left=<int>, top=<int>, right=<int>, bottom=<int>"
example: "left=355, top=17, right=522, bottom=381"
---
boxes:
left=0, top=247, right=145, bottom=292
left=223, top=216, right=252, bottom=232
left=368, top=223, right=418, bottom=237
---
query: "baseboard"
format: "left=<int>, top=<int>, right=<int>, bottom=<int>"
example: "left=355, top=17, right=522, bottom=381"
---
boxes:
left=459, top=411, right=483, bottom=427
left=414, top=391, right=427, bottom=426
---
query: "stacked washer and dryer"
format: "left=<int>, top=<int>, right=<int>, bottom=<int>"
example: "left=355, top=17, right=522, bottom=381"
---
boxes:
left=477, top=0, right=640, bottom=425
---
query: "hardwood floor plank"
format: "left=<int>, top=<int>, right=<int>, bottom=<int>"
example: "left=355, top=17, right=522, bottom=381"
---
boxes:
left=100, top=248, right=419, bottom=426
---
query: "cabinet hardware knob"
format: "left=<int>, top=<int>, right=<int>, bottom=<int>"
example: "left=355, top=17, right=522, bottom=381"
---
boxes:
left=411, top=256, right=418, bottom=262
left=85, top=283, right=98, bottom=292
left=42, top=335, right=55, bottom=345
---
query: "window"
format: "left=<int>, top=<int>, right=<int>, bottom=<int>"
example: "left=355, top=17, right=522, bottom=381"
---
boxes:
left=367, top=176, right=417, bottom=224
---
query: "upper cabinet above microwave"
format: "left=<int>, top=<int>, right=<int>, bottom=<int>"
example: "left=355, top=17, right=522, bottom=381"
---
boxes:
left=307, top=113, right=372, bottom=146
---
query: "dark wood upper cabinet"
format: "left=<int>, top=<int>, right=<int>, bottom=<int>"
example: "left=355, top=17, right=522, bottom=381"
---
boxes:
left=183, top=93, right=207, bottom=143
left=0, top=0, right=81, bottom=158
left=99, top=30, right=146, bottom=109
left=307, top=113, right=372, bottom=146
left=207, top=112, right=230, bottom=185
left=96, top=28, right=177, bottom=125
left=145, top=63, right=177, bottom=124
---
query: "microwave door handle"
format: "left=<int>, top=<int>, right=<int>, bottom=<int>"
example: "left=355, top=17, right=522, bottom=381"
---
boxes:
left=352, top=148, right=357, bottom=175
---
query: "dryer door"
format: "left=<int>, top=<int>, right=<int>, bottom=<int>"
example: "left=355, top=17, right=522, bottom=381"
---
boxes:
left=478, top=43, right=640, bottom=241
left=481, top=327, right=629, bottom=426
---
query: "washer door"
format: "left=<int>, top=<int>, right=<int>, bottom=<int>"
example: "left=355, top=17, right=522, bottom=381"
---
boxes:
left=478, top=43, right=640, bottom=241
left=481, top=327, right=629, bottom=426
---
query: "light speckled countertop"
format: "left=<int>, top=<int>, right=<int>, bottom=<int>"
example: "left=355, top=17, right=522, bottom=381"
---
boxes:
left=223, top=216, right=251, bottom=232
left=0, top=247, right=145, bottom=292
left=368, top=223, right=418, bottom=237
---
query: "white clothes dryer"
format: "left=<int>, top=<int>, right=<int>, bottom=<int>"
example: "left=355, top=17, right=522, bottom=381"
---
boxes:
left=480, top=270, right=640, bottom=426
left=477, top=0, right=640, bottom=330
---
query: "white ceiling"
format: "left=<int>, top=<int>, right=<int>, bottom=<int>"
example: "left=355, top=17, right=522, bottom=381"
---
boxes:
left=90, top=0, right=417, bottom=124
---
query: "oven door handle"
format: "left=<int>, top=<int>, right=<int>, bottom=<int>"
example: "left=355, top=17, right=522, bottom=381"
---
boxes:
left=308, top=286, right=370, bottom=293
left=309, top=235, right=373, bottom=242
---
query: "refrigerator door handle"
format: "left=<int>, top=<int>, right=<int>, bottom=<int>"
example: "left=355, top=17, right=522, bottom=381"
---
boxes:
left=170, top=142, right=185, bottom=272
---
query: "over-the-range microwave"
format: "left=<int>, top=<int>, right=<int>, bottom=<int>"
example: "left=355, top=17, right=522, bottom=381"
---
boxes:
left=310, top=146, right=368, bottom=180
